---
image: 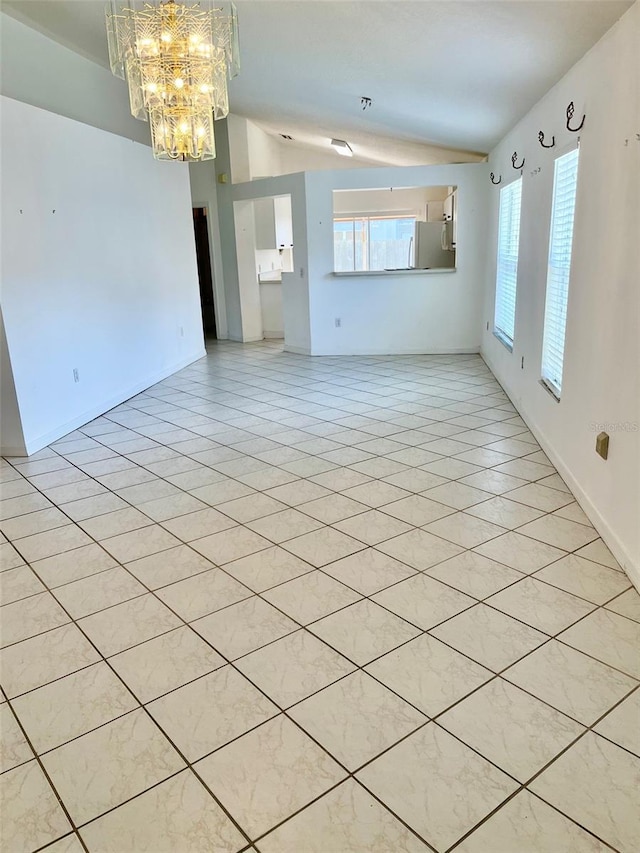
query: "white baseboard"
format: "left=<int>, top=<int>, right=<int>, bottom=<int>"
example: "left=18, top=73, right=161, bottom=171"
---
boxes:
left=2, top=349, right=206, bottom=458
left=310, top=346, right=481, bottom=356
left=481, top=350, right=639, bottom=592
left=1, top=444, right=28, bottom=457
left=283, top=344, right=311, bottom=355
left=228, top=334, right=264, bottom=343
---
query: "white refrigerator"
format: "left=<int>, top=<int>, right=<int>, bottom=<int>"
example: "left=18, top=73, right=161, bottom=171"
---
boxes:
left=413, top=222, right=455, bottom=269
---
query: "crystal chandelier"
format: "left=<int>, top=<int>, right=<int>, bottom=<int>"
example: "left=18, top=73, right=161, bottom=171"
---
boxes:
left=106, top=0, right=239, bottom=161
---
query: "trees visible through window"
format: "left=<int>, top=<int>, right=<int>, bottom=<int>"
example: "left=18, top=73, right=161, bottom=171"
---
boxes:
left=334, top=215, right=416, bottom=271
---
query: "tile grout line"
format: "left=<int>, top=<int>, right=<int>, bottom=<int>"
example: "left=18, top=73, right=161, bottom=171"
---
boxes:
left=5, top=497, right=637, bottom=850
left=0, top=692, right=91, bottom=853
left=3, top=468, right=459, bottom=850
left=1, top=345, right=635, bottom=852
left=3, top=445, right=638, bottom=743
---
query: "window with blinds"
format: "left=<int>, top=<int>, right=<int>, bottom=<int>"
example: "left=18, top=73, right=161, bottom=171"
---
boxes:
left=494, top=178, right=522, bottom=348
left=541, top=147, right=580, bottom=398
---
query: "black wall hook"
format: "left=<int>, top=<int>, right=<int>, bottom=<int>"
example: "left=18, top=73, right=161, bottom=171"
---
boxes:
left=538, top=130, right=555, bottom=148
left=512, top=152, right=525, bottom=170
left=566, top=101, right=585, bottom=132
left=490, top=172, right=502, bottom=185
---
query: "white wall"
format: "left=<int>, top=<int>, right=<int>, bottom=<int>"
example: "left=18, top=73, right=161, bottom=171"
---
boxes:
left=1, top=96, right=205, bottom=455
left=481, top=2, right=640, bottom=579
left=233, top=200, right=264, bottom=341
left=278, top=143, right=373, bottom=175
left=207, top=120, right=244, bottom=341
left=0, top=13, right=149, bottom=147
left=227, top=114, right=253, bottom=183
left=246, top=120, right=283, bottom=179
left=333, top=186, right=449, bottom=217
left=305, top=164, right=489, bottom=355
left=228, top=164, right=487, bottom=356
left=282, top=271, right=311, bottom=354
left=231, top=115, right=288, bottom=181
left=211, top=117, right=434, bottom=342
left=260, top=283, right=284, bottom=339
left=0, top=310, right=26, bottom=456
left=232, top=173, right=310, bottom=351
left=228, top=115, right=375, bottom=182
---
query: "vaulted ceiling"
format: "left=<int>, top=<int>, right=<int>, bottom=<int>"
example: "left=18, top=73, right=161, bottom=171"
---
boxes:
left=2, top=0, right=632, bottom=163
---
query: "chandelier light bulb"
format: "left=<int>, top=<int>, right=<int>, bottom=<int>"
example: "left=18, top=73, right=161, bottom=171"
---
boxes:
left=106, top=0, right=240, bottom=161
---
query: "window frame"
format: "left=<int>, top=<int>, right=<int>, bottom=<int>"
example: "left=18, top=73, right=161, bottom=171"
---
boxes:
left=493, top=176, right=523, bottom=352
left=333, top=213, right=417, bottom=272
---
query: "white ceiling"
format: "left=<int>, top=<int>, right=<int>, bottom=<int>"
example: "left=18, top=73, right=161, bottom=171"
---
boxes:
left=3, top=0, right=632, bottom=163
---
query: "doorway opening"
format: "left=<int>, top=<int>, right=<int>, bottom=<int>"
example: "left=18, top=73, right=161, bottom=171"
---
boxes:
left=192, top=207, right=217, bottom=340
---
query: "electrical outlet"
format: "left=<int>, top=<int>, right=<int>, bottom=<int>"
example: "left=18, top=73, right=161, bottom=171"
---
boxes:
left=596, top=432, right=609, bottom=460
left=73, top=368, right=79, bottom=383
left=335, top=318, right=341, bottom=328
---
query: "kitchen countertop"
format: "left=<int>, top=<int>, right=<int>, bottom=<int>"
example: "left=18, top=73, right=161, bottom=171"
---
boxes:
left=332, top=268, right=456, bottom=277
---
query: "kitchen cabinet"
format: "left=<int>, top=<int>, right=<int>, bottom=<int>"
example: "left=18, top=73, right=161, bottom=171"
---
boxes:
left=444, top=189, right=456, bottom=222
left=425, top=200, right=445, bottom=222
left=254, top=198, right=276, bottom=250
left=444, top=189, right=458, bottom=248
left=274, top=195, right=293, bottom=249
left=253, top=195, right=293, bottom=250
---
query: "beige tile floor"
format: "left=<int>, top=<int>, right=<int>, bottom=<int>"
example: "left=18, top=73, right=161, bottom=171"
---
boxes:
left=1, top=340, right=639, bottom=853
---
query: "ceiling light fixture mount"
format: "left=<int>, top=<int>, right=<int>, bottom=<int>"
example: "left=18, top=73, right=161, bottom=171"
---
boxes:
left=360, top=96, right=372, bottom=110
left=330, top=138, right=353, bottom=157
left=106, top=0, right=240, bottom=161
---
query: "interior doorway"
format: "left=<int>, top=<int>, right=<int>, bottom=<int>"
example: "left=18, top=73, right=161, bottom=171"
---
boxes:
left=192, top=207, right=217, bottom=339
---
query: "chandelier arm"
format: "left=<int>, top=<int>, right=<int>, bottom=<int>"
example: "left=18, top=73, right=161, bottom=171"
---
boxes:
left=106, top=0, right=239, bottom=161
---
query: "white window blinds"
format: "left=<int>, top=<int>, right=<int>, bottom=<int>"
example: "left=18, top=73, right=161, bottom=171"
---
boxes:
left=541, top=148, right=580, bottom=397
left=494, top=178, right=522, bottom=346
